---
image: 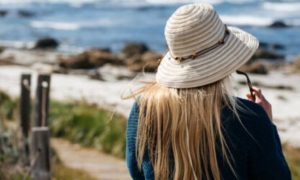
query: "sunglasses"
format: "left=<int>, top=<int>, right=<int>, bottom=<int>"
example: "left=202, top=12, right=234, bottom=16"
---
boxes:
left=236, top=70, right=256, bottom=101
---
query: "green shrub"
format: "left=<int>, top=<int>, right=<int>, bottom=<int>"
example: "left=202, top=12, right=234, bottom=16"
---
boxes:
left=0, top=92, right=17, bottom=121
left=49, top=101, right=126, bottom=158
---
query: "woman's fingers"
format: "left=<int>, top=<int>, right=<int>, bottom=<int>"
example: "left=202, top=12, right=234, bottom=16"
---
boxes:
left=251, top=87, right=263, bottom=99
left=245, top=86, right=273, bottom=120
left=246, top=93, right=254, bottom=101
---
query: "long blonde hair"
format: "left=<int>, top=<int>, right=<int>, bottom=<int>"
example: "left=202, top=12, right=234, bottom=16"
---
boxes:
left=127, top=76, right=239, bottom=180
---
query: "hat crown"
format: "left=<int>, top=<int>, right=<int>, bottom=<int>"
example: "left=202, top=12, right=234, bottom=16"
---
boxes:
left=165, top=3, right=225, bottom=58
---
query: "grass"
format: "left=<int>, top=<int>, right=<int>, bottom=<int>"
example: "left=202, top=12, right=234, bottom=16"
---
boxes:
left=0, top=91, right=300, bottom=179
left=52, top=155, right=96, bottom=180
left=0, top=92, right=96, bottom=180
left=0, top=160, right=95, bottom=180
left=284, top=145, right=300, bottom=180
left=49, top=101, right=127, bottom=158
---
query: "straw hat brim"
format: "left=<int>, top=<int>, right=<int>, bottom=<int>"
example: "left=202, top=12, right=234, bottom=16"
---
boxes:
left=156, top=26, right=259, bottom=88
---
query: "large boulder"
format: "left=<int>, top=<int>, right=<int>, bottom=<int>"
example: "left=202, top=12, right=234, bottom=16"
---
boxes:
left=59, top=52, right=93, bottom=69
left=127, top=51, right=162, bottom=72
left=18, top=10, right=35, bottom=17
left=0, top=10, right=8, bottom=17
left=122, top=43, right=149, bottom=58
left=269, top=20, right=289, bottom=28
left=141, top=51, right=163, bottom=72
left=34, top=37, right=59, bottom=49
left=250, top=48, right=284, bottom=62
left=259, top=41, right=285, bottom=50
left=239, top=62, right=268, bottom=75
left=88, top=49, right=123, bottom=67
left=271, top=43, right=285, bottom=50
left=142, top=51, right=163, bottom=62
left=59, top=49, right=124, bottom=69
left=0, top=46, right=5, bottom=54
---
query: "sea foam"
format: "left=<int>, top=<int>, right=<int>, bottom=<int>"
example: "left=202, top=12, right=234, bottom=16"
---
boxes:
left=263, top=2, right=300, bottom=12
left=220, top=15, right=273, bottom=26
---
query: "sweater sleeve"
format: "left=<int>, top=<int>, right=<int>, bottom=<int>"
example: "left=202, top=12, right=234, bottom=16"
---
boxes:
left=126, top=101, right=145, bottom=180
left=246, top=104, right=291, bottom=180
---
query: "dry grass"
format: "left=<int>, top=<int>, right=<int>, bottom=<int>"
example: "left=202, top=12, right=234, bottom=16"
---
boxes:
left=53, top=161, right=96, bottom=180
left=283, top=145, right=300, bottom=180
left=293, top=56, right=300, bottom=72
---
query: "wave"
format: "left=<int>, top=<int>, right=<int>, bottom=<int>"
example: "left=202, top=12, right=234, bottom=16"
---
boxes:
left=221, top=15, right=300, bottom=27
left=0, top=40, right=35, bottom=49
left=220, top=15, right=273, bottom=26
left=263, top=2, right=300, bottom=12
left=30, top=19, right=119, bottom=30
left=31, top=21, right=80, bottom=30
left=0, top=0, right=256, bottom=5
left=0, top=0, right=96, bottom=5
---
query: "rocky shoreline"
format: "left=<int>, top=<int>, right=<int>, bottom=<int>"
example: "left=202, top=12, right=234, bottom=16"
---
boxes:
left=1, top=38, right=300, bottom=82
left=0, top=39, right=300, bottom=147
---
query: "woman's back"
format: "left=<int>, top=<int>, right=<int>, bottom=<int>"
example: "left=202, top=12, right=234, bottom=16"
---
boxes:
left=125, top=3, right=291, bottom=180
left=126, top=97, right=291, bottom=180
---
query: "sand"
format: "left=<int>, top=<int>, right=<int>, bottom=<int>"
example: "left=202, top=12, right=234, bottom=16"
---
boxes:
left=0, top=65, right=299, bottom=147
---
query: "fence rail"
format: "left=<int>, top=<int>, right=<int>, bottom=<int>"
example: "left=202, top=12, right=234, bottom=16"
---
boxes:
left=19, top=73, right=52, bottom=180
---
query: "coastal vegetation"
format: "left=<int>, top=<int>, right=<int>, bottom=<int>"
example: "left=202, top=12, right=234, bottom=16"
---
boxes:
left=0, top=91, right=95, bottom=180
left=0, top=91, right=299, bottom=179
left=49, top=101, right=127, bottom=158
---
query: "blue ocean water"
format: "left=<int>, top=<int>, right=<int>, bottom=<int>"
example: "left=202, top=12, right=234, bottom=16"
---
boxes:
left=0, top=0, right=299, bottom=60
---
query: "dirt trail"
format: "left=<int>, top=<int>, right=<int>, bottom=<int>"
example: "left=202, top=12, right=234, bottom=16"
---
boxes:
left=51, top=138, right=130, bottom=180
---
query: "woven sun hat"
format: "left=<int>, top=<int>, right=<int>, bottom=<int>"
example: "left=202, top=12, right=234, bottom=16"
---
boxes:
left=156, top=3, right=259, bottom=88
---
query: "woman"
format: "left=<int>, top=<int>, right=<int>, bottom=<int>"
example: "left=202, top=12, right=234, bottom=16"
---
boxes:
left=126, top=3, right=291, bottom=180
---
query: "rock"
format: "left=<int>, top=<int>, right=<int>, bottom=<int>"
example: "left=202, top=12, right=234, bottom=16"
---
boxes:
left=126, top=51, right=162, bottom=72
left=88, top=49, right=124, bottom=67
left=141, top=51, right=162, bottom=72
left=59, top=52, right=93, bottom=69
left=141, top=51, right=163, bottom=62
left=59, top=49, right=124, bottom=69
left=259, top=42, right=269, bottom=49
left=127, top=62, right=145, bottom=72
left=122, top=43, right=149, bottom=58
left=260, top=41, right=285, bottom=50
left=251, top=48, right=284, bottom=61
left=34, top=37, right=59, bottom=49
left=0, top=56, right=14, bottom=65
left=126, top=55, right=144, bottom=72
left=88, top=70, right=104, bottom=81
left=238, top=62, right=268, bottom=75
left=89, top=47, right=111, bottom=53
left=0, top=10, right=8, bottom=17
left=0, top=46, right=5, bottom=54
left=17, top=10, right=35, bottom=17
left=271, top=43, right=285, bottom=50
left=269, top=20, right=289, bottom=28
left=126, top=55, right=142, bottom=66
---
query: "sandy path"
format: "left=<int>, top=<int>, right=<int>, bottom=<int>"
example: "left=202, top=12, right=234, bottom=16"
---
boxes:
left=51, top=138, right=130, bottom=180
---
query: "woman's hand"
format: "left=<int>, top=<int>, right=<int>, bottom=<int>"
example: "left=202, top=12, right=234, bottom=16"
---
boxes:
left=246, top=87, right=273, bottom=121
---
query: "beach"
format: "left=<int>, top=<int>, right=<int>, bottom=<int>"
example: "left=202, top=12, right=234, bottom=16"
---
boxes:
left=0, top=46, right=300, bottom=148
left=1, top=0, right=300, bottom=179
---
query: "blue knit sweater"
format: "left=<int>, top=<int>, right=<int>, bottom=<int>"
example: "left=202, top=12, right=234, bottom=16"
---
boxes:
left=126, top=98, right=291, bottom=180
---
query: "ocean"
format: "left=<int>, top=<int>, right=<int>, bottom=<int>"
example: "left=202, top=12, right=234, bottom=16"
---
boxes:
left=0, top=0, right=299, bottom=60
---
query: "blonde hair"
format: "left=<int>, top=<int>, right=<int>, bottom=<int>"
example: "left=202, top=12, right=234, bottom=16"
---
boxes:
left=126, top=76, right=240, bottom=180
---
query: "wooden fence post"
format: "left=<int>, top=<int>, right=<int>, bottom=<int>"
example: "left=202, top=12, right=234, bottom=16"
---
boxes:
left=31, top=127, right=51, bottom=180
left=34, top=74, right=51, bottom=127
left=20, top=74, right=31, bottom=166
